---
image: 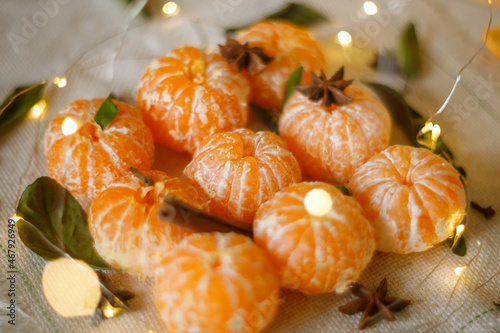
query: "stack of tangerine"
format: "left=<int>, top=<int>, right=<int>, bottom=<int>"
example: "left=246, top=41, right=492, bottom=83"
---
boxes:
left=44, top=21, right=466, bottom=332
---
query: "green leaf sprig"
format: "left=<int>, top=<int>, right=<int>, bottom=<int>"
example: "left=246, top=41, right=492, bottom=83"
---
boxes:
left=0, top=83, right=46, bottom=134
left=15, top=177, right=111, bottom=270
left=397, top=22, right=422, bottom=80
left=225, top=3, right=328, bottom=34
left=282, top=66, right=303, bottom=109
left=94, top=96, right=118, bottom=130
left=251, top=66, right=303, bottom=134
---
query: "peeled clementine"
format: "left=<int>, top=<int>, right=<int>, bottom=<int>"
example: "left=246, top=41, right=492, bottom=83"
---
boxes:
left=279, top=85, right=391, bottom=185
left=44, top=98, right=155, bottom=211
left=184, top=128, right=302, bottom=223
left=88, top=170, right=208, bottom=276
left=254, top=182, right=375, bottom=294
left=236, top=21, right=326, bottom=112
left=154, top=232, right=280, bottom=333
left=348, top=145, right=466, bottom=253
left=137, top=46, right=250, bottom=154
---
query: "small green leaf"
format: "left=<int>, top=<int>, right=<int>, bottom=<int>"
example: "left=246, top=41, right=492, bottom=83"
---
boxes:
left=397, top=22, right=422, bottom=80
left=446, top=228, right=467, bottom=257
left=363, top=81, right=415, bottom=142
left=0, top=83, right=46, bottom=134
left=16, top=177, right=111, bottom=269
left=94, top=96, right=118, bottom=130
left=250, top=104, right=279, bottom=134
left=282, top=66, right=303, bottom=110
left=335, top=185, right=350, bottom=196
left=226, top=3, right=328, bottom=34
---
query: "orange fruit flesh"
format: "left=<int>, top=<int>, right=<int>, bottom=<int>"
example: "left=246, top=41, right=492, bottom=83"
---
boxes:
left=254, top=182, right=375, bottom=294
left=44, top=99, right=155, bottom=211
left=137, top=46, right=250, bottom=154
left=279, top=85, right=391, bottom=185
left=348, top=145, right=466, bottom=254
left=185, top=128, right=301, bottom=223
left=155, top=232, right=280, bottom=333
left=237, top=21, right=326, bottom=112
left=89, top=170, right=208, bottom=276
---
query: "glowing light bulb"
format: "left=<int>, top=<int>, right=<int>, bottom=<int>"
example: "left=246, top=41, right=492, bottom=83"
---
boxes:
left=53, top=77, right=67, bottom=88
left=30, top=100, right=47, bottom=118
left=304, top=189, right=333, bottom=217
left=454, top=266, right=466, bottom=276
left=363, top=1, right=378, bottom=15
left=101, top=302, right=122, bottom=318
left=61, top=117, right=78, bottom=135
left=338, top=31, right=352, bottom=45
left=11, top=214, right=21, bottom=222
left=162, top=2, right=179, bottom=16
left=431, top=124, right=441, bottom=142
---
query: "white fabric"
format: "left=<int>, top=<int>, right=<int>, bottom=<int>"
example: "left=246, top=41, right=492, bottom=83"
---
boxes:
left=0, top=0, right=499, bottom=332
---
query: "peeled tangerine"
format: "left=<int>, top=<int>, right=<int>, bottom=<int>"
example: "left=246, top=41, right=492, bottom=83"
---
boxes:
left=348, top=145, right=467, bottom=254
left=155, top=232, right=280, bottom=333
left=279, top=85, right=391, bottom=185
left=184, top=128, right=302, bottom=223
left=44, top=99, right=155, bottom=211
left=236, top=21, right=326, bottom=112
left=254, top=182, right=375, bottom=295
left=137, top=46, right=250, bottom=154
left=88, top=170, right=209, bottom=276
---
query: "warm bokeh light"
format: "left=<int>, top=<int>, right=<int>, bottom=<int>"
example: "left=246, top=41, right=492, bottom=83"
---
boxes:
left=431, top=124, right=441, bottom=142
left=363, top=1, right=378, bottom=15
left=102, top=302, right=121, bottom=318
left=53, top=76, right=67, bottom=88
left=338, top=31, right=352, bottom=45
left=454, top=266, right=467, bottom=276
left=162, top=2, right=179, bottom=16
left=30, top=100, right=47, bottom=119
left=61, top=117, right=78, bottom=135
left=304, top=189, right=333, bottom=217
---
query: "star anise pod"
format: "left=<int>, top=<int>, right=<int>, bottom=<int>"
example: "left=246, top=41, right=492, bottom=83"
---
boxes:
left=218, top=38, right=274, bottom=75
left=295, top=66, right=354, bottom=107
left=338, top=278, right=411, bottom=330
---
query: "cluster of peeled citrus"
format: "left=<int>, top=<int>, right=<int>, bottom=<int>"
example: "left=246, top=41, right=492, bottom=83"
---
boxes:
left=44, top=20, right=466, bottom=332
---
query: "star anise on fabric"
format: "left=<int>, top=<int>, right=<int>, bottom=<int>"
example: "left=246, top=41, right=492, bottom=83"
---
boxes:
left=295, top=66, right=354, bottom=107
left=218, top=38, right=274, bottom=75
left=338, top=278, right=411, bottom=330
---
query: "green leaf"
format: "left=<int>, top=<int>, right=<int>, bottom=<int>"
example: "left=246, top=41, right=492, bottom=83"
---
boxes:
left=446, top=228, right=467, bottom=257
left=16, top=177, right=111, bottom=269
left=335, top=185, right=350, bottom=196
left=226, top=2, right=328, bottom=34
left=363, top=81, right=415, bottom=142
left=397, top=22, right=422, bottom=80
left=0, top=83, right=46, bottom=134
left=94, top=96, right=118, bottom=130
left=493, top=301, right=500, bottom=308
left=250, top=104, right=279, bottom=134
left=282, top=66, right=303, bottom=110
